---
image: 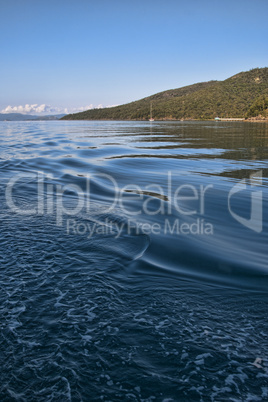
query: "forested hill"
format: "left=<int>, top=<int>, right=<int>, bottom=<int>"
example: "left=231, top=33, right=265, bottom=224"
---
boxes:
left=61, top=68, right=268, bottom=121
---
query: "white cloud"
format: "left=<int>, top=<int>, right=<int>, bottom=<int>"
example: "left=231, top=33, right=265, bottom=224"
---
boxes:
left=1, top=103, right=118, bottom=115
left=69, top=105, right=94, bottom=113
left=1, top=104, right=64, bottom=115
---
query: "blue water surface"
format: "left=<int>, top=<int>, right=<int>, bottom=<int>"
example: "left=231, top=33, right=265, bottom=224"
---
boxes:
left=0, top=121, right=268, bottom=401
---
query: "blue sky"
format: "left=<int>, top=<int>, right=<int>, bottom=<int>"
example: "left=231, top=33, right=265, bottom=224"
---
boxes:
left=1, top=0, right=267, bottom=114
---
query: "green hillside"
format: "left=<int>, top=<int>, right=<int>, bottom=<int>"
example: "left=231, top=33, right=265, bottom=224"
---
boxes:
left=62, top=68, right=268, bottom=121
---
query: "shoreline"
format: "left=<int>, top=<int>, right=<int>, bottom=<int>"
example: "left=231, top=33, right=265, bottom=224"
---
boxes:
left=60, top=117, right=268, bottom=122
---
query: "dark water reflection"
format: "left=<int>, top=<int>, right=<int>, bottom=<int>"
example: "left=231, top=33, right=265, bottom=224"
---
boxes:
left=0, top=121, right=268, bottom=401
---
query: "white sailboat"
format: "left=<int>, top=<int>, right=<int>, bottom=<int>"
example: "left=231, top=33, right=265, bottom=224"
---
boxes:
left=149, top=102, right=154, bottom=121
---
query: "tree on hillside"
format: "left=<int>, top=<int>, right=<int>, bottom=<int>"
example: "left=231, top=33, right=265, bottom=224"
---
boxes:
left=246, top=96, right=268, bottom=118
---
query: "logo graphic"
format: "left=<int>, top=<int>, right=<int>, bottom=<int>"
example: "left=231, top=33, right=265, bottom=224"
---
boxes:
left=228, top=170, right=262, bottom=233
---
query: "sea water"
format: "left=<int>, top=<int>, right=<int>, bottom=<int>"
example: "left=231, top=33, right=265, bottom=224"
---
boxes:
left=0, top=120, right=267, bottom=401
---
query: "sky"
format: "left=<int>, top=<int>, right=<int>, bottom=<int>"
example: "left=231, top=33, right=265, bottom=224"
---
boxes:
left=0, top=0, right=267, bottom=115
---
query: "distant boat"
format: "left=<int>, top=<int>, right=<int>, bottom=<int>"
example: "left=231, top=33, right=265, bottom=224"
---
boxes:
left=149, top=102, right=154, bottom=121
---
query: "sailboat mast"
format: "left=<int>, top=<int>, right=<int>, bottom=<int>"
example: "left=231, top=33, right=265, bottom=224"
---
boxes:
left=149, top=101, right=154, bottom=121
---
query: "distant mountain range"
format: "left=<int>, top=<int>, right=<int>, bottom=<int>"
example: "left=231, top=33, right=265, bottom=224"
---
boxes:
left=0, top=113, right=66, bottom=121
left=61, top=68, right=268, bottom=121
